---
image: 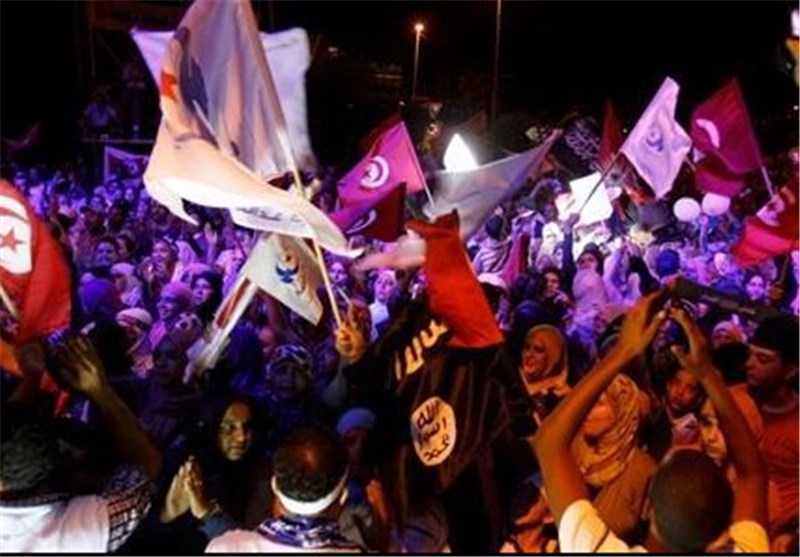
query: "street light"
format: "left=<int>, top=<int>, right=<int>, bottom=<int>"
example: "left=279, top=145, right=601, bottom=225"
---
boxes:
left=412, top=22, right=424, bottom=99
left=490, top=0, right=502, bottom=124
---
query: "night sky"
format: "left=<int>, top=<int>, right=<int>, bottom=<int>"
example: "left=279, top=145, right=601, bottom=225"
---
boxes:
left=1, top=1, right=797, bottom=162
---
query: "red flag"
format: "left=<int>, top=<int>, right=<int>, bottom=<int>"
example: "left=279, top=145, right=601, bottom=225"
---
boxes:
left=598, top=98, right=623, bottom=171
left=500, top=232, right=530, bottom=289
left=339, top=121, right=427, bottom=203
left=406, top=212, right=503, bottom=349
left=690, top=79, right=763, bottom=197
left=0, top=180, right=71, bottom=343
left=732, top=178, right=799, bottom=267
left=330, top=183, right=406, bottom=242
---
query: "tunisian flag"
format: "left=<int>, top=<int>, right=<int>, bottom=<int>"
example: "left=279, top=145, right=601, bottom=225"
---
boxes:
left=732, top=178, right=800, bottom=267
left=690, top=79, right=763, bottom=197
left=330, top=183, right=406, bottom=242
left=339, top=120, right=427, bottom=205
left=0, top=180, right=71, bottom=343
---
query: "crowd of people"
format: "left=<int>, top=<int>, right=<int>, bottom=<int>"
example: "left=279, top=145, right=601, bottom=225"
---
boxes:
left=1, top=34, right=799, bottom=550
left=1, top=133, right=797, bottom=553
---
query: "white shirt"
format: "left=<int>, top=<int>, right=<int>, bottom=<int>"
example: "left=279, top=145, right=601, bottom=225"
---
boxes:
left=206, top=529, right=357, bottom=553
left=558, top=499, right=770, bottom=553
left=0, top=495, right=109, bottom=553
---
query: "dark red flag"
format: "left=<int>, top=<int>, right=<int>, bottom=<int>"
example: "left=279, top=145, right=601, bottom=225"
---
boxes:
left=330, top=183, right=406, bottom=242
left=690, top=79, right=763, bottom=197
left=598, top=98, right=623, bottom=171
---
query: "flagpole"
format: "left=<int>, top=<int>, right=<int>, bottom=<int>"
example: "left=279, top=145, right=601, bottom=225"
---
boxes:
left=287, top=168, right=343, bottom=328
left=0, top=282, right=19, bottom=320
left=576, top=150, right=622, bottom=217
left=240, top=2, right=343, bottom=328
left=759, top=166, right=776, bottom=197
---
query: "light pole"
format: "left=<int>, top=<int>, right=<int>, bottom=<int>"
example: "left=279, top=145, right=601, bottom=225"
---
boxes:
left=412, top=22, right=424, bottom=99
left=490, top=0, right=502, bottom=124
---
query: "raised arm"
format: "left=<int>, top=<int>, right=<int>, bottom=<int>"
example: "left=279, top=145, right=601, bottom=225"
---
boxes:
left=669, top=307, right=767, bottom=526
left=52, top=336, right=162, bottom=479
left=531, top=289, right=666, bottom=522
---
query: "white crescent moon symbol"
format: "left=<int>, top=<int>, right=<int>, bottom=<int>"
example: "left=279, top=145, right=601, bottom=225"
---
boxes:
left=360, top=156, right=390, bottom=189
left=347, top=210, right=378, bottom=234
left=695, top=118, right=721, bottom=149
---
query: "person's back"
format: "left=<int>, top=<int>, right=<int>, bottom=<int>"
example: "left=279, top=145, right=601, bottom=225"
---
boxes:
left=0, top=337, right=162, bottom=553
left=206, top=425, right=363, bottom=553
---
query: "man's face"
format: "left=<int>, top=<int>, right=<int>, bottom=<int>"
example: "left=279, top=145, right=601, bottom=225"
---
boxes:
left=666, top=369, right=701, bottom=418
left=746, top=344, right=785, bottom=391
left=93, top=241, right=118, bottom=268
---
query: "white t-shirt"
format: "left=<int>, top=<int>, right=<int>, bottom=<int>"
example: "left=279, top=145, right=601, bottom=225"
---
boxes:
left=0, top=495, right=109, bottom=552
left=558, top=499, right=770, bottom=553
left=206, top=529, right=358, bottom=553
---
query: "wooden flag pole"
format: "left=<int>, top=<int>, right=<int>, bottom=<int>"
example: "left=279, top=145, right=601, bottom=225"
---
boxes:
left=0, top=282, right=19, bottom=320
left=287, top=167, right=343, bottom=328
left=241, top=0, right=343, bottom=327
left=759, top=166, right=776, bottom=197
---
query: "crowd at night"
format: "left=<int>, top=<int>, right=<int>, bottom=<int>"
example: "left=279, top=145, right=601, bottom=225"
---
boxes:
left=0, top=0, right=798, bottom=554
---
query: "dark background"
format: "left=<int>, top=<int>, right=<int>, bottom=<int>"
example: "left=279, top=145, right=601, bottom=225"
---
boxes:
left=1, top=0, right=797, bottom=166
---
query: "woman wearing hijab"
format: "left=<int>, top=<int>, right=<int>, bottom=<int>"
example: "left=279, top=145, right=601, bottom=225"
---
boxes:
left=518, top=325, right=571, bottom=428
left=140, top=311, right=204, bottom=448
left=110, top=261, right=144, bottom=309
left=147, top=281, right=194, bottom=350
left=116, top=307, right=154, bottom=379
left=572, top=373, right=656, bottom=543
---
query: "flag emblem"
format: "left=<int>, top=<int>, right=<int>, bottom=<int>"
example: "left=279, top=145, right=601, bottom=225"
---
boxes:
left=645, top=126, right=664, bottom=152
left=410, top=396, right=457, bottom=467
left=0, top=195, right=32, bottom=274
left=347, top=209, right=378, bottom=234
left=694, top=119, right=720, bottom=149
left=361, top=156, right=390, bottom=189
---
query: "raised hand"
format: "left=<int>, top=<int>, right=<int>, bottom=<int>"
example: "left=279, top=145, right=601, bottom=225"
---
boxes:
left=50, top=335, right=107, bottom=396
left=182, top=457, right=215, bottom=520
left=16, top=342, right=46, bottom=375
left=668, top=305, right=715, bottom=378
left=334, top=304, right=367, bottom=364
left=613, top=289, right=668, bottom=362
left=160, top=467, right=190, bottom=523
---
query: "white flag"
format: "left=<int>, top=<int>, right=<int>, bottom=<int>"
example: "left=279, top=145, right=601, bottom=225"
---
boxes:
left=425, top=134, right=556, bottom=239
left=620, top=77, right=692, bottom=198
left=103, top=146, right=149, bottom=185
left=138, top=0, right=355, bottom=256
left=131, top=25, right=315, bottom=171
left=555, top=172, right=614, bottom=226
left=241, top=234, right=323, bottom=325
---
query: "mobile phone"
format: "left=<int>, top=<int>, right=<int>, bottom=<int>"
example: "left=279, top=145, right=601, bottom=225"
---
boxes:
left=646, top=288, right=670, bottom=324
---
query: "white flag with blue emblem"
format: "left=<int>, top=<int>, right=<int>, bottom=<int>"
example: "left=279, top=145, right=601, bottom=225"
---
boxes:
left=620, top=77, right=692, bottom=198
left=138, top=0, right=356, bottom=256
left=241, top=234, right=323, bottom=325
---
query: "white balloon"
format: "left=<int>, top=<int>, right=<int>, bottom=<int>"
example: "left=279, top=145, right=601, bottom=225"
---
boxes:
left=701, top=192, right=731, bottom=216
left=673, top=197, right=702, bottom=222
